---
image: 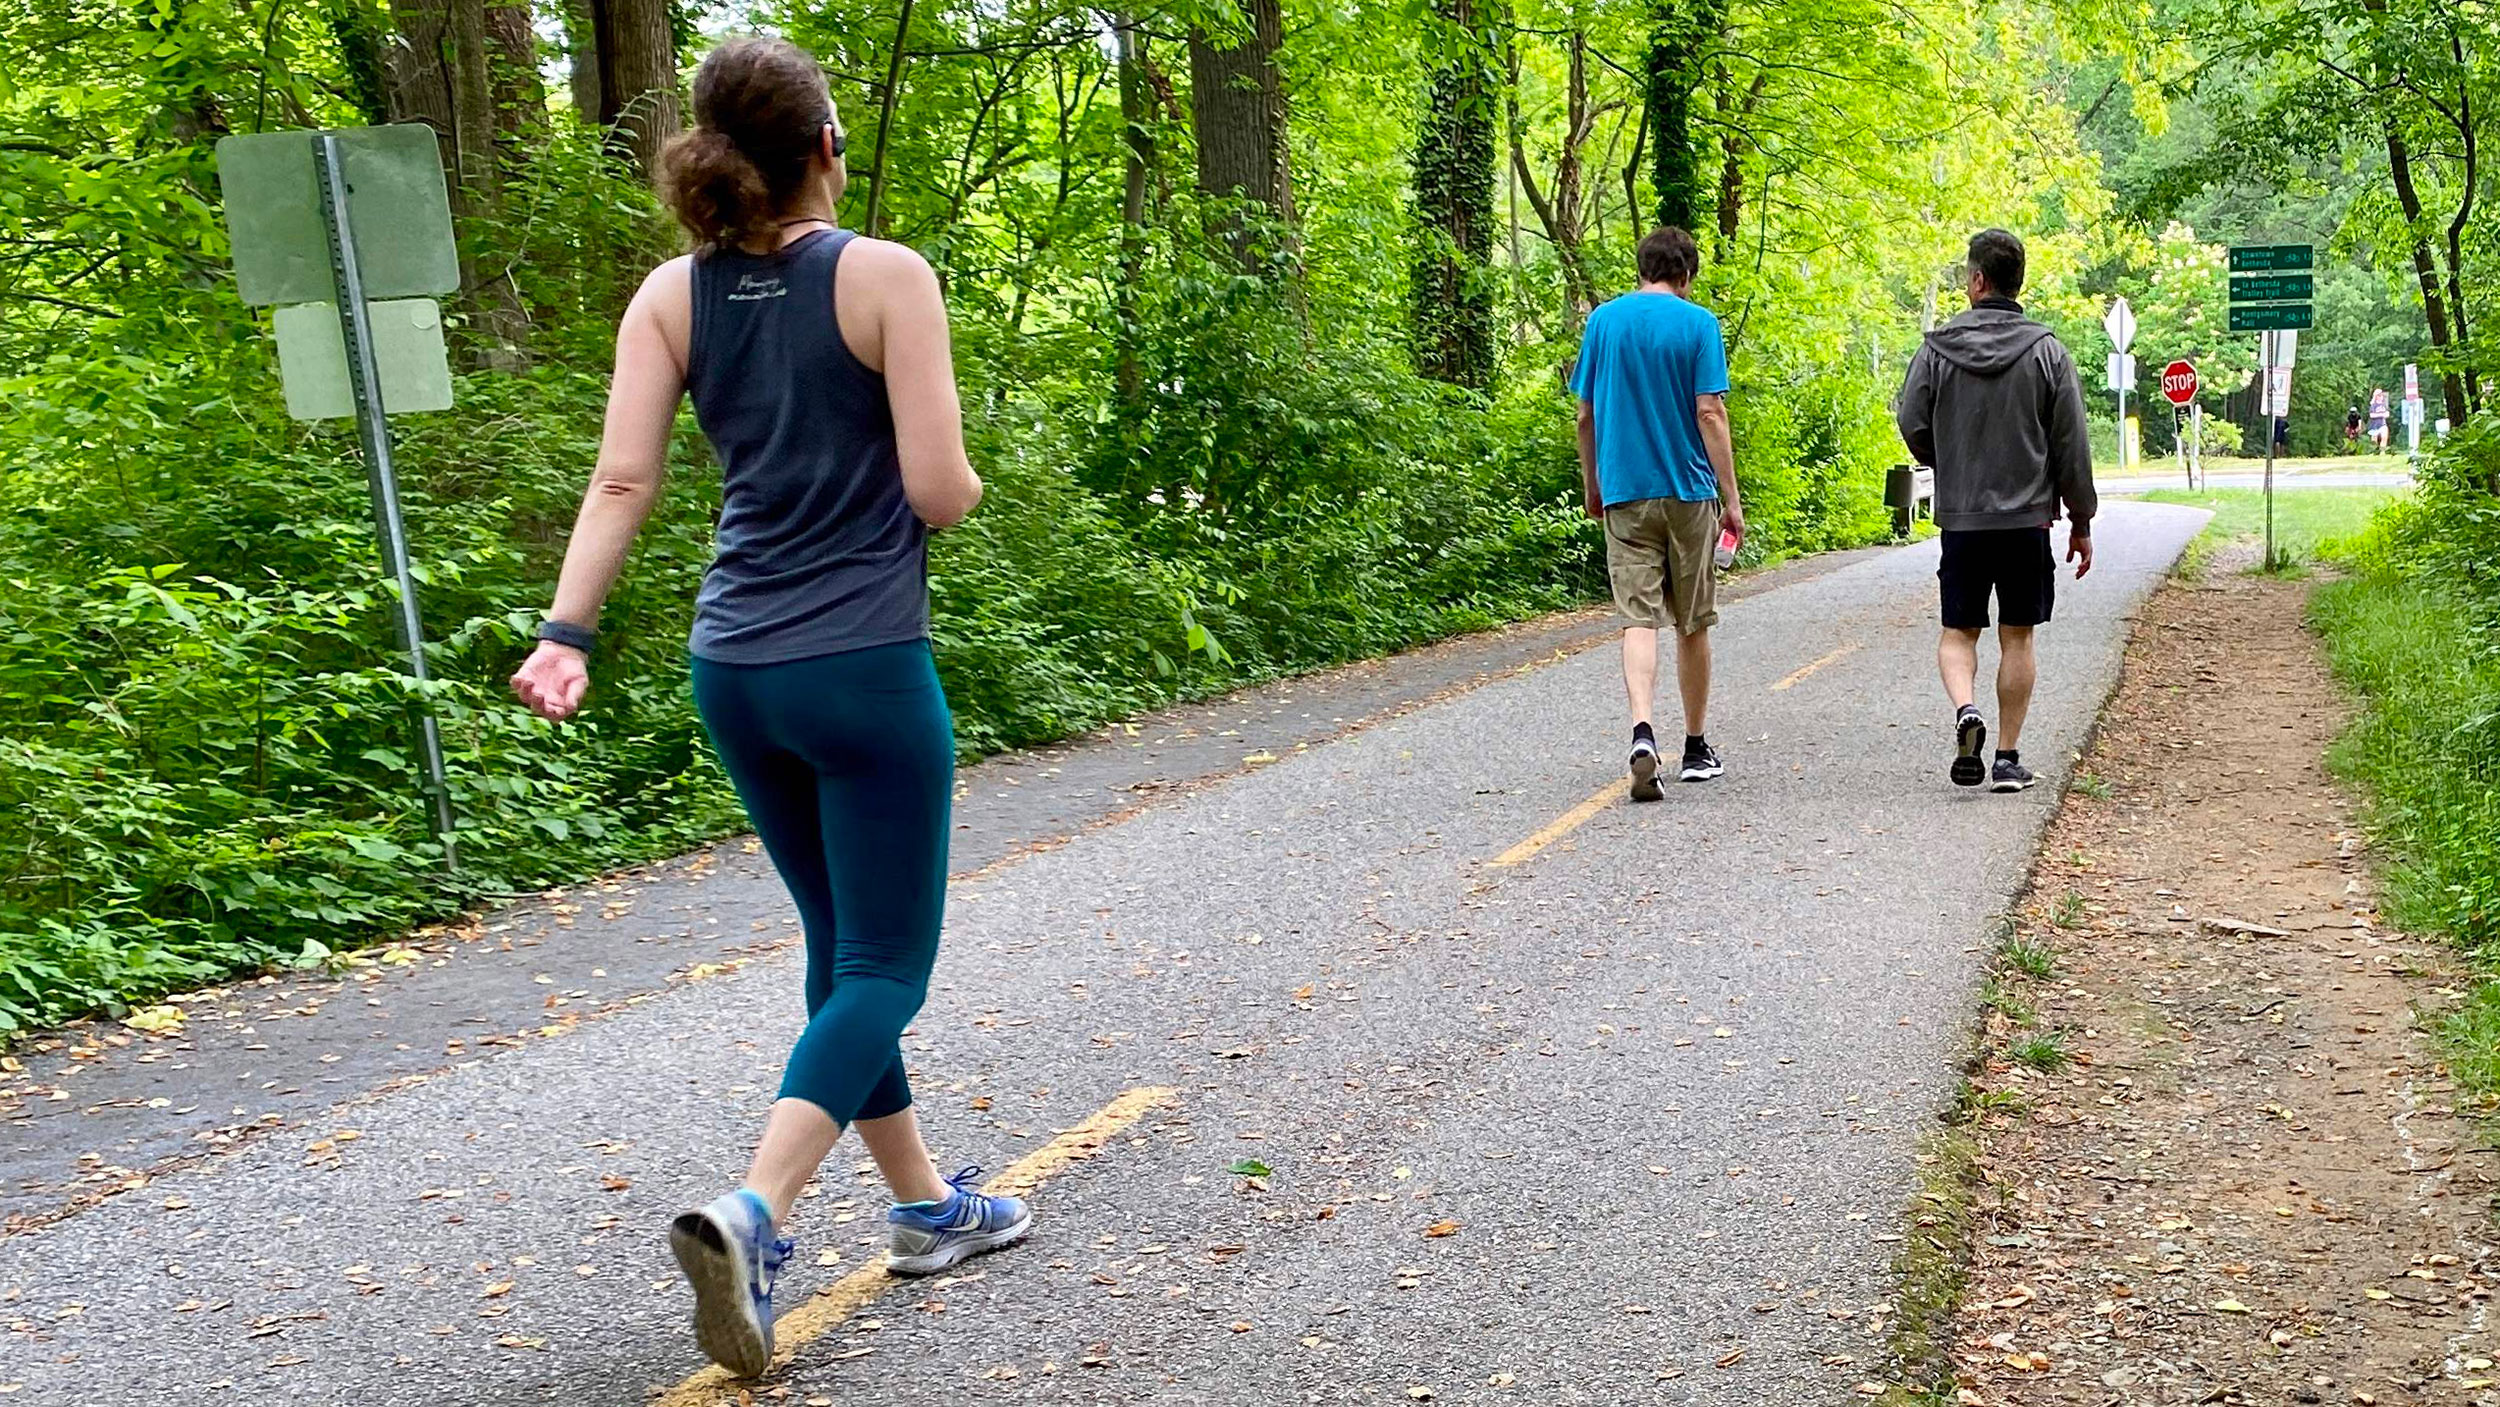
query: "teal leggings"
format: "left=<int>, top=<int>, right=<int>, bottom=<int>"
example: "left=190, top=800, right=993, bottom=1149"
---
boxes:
left=690, top=640, right=953, bottom=1125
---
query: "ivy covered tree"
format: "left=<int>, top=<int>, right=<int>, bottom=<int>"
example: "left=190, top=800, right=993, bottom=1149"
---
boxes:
left=1411, top=0, right=1502, bottom=387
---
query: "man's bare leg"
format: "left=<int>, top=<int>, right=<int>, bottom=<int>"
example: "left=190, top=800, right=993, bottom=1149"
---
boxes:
left=1623, top=627, right=1664, bottom=800
left=1938, top=627, right=1981, bottom=709
left=1995, top=625, right=2037, bottom=751
left=1675, top=626, right=1711, bottom=738
left=1623, top=627, right=1658, bottom=730
left=1940, top=626, right=1989, bottom=786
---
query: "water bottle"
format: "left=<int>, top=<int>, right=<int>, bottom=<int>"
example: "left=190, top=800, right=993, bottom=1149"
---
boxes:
left=1713, top=527, right=1738, bottom=571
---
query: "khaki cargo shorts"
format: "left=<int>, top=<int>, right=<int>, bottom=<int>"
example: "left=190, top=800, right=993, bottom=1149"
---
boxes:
left=1604, top=496, right=1721, bottom=636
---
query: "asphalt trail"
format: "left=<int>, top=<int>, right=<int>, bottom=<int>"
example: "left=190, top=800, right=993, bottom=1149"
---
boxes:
left=0, top=504, right=2203, bottom=1405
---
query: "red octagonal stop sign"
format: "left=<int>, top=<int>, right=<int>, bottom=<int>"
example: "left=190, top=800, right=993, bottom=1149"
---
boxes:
left=2161, top=360, right=2199, bottom=405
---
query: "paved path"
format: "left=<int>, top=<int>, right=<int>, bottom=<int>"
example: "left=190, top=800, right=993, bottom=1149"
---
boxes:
left=0, top=504, right=2205, bottom=1405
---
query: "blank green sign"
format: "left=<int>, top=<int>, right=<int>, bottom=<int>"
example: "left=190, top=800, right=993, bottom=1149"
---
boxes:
left=272, top=300, right=454, bottom=420
left=218, top=125, right=459, bottom=307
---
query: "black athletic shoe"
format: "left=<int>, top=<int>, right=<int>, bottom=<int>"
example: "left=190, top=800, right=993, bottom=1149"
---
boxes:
left=1989, top=755, right=2036, bottom=793
left=1629, top=738, right=1664, bottom=803
left=1679, top=741, right=1724, bottom=782
left=1951, top=709, right=1988, bottom=787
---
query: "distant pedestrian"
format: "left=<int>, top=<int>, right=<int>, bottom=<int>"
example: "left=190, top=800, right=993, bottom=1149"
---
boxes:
left=2368, top=385, right=2391, bottom=452
left=2274, top=414, right=2291, bottom=454
left=1895, top=228, right=2096, bottom=793
left=1572, top=226, right=1745, bottom=800
left=509, top=36, right=1028, bottom=1380
left=2344, top=405, right=2362, bottom=448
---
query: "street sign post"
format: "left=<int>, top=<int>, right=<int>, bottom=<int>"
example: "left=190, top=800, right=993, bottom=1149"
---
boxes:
left=2104, top=298, right=2136, bottom=470
left=2163, top=360, right=2199, bottom=488
left=216, top=126, right=462, bottom=869
left=2228, top=247, right=2313, bottom=567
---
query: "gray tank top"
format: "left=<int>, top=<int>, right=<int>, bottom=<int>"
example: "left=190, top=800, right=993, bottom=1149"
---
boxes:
left=684, top=228, right=928, bottom=664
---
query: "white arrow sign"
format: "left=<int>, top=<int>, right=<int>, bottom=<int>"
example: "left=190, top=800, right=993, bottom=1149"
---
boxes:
left=2103, top=297, right=2137, bottom=354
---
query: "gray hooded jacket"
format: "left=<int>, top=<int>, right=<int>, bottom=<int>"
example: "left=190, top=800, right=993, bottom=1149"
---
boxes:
left=1896, top=302, right=2097, bottom=534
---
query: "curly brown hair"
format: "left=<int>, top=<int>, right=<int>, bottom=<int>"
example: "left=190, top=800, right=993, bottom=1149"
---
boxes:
left=658, top=37, right=836, bottom=249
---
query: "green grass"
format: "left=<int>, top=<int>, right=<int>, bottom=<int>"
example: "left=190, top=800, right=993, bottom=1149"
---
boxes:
left=2002, top=934, right=2057, bottom=980
left=2142, top=487, right=2400, bottom=574
left=2052, top=892, right=2088, bottom=929
left=2010, top=1033, right=2071, bottom=1071
left=2310, top=572, right=2500, bottom=954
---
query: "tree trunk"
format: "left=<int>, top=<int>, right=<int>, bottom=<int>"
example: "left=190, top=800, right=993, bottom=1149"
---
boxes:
left=2385, top=126, right=2469, bottom=426
left=329, top=0, right=394, bottom=126
left=1713, top=71, right=1760, bottom=255
left=448, top=0, right=497, bottom=198
left=560, top=0, right=602, bottom=126
left=860, top=0, right=917, bottom=237
left=1411, top=0, right=1499, bottom=388
left=590, top=0, right=681, bottom=178
left=1189, top=0, right=1294, bottom=267
left=1644, top=0, right=1721, bottom=231
left=385, top=0, right=459, bottom=176
left=1116, top=15, right=1156, bottom=400
left=484, top=4, right=544, bottom=150
left=1508, top=33, right=1595, bottom=330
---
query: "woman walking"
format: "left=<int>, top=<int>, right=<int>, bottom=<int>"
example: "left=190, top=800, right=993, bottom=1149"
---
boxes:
left=509, top=36, right=1027, bottom=1379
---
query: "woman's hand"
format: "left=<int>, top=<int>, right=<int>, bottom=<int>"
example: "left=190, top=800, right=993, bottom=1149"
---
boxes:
left=512, top=642, right=591, bottom=722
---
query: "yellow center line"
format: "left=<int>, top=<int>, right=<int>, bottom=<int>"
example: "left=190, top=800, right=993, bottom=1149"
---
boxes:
left=1771, top=641, right=1860, bottom=692
left=1488, top=778, right=1623, bottom=868
left=652, top=1085, right=1178, bottom=1406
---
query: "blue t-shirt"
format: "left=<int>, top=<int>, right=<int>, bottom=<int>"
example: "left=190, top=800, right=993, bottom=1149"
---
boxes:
left=1570, top=291, right=1730, bottom=505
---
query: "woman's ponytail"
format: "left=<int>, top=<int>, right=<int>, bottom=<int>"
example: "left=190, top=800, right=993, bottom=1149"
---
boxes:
left=660, top=128, right=775, bottom=249
left=656, top=37, right=837, bottom=250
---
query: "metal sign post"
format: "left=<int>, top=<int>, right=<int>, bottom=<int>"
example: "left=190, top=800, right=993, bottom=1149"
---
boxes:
left=311, top=133, right=458, bottom=867
left=218, top=124, right=463, bottom=871
left=2104, top=298, right=2137, bottom=473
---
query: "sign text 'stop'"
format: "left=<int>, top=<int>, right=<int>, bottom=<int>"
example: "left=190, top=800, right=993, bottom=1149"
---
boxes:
left=2160, top=360, right=2199, bottom=406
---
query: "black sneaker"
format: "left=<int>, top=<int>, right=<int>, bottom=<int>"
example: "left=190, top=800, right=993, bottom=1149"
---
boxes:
left=1951, top=709, right=1988, bottom=787
left=1629, top=738, right=1664, bottom=803
left=1679, top=740, right=1724, bottom=782
left=1989, top=755, right=2035, bottom=792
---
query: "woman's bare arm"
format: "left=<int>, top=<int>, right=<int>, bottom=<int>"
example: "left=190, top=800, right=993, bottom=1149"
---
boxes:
left=866, top=244, right=982, bottom=528
left=512, top=258, right=690, bottom=721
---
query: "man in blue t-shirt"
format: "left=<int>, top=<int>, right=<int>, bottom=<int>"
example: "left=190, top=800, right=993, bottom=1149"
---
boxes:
left=1571, top=225, right=1745, bottom=801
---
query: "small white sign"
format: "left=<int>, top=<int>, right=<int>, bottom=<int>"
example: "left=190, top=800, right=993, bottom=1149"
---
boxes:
left=2103, top=297, right=2137, bottom=353
left=2104, top=352, right=2136, bottom=391
left=2265, top=363, right=2294, bottom=418
left=2405, top=363, right=2420, bottom=401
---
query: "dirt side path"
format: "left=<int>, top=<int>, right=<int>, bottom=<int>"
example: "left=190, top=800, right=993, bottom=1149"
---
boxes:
left=1947, top=570, right=2499, bottom=1406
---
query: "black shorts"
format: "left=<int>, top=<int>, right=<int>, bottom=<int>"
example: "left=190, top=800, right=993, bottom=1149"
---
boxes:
left=1938, top=527, right=2054, bottom=629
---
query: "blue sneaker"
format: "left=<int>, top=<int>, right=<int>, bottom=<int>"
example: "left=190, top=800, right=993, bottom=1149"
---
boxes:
left=885, top=1165, right=1034, bottom=1276
left=668, top=1189, right=792, bottom=1378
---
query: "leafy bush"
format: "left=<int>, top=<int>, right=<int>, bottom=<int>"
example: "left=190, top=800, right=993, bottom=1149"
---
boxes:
left=2311, top=425, right=2500, bottom=951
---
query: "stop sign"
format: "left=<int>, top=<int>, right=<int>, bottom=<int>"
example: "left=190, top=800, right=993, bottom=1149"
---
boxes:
left=2161, top=360, right=2199, bottom=405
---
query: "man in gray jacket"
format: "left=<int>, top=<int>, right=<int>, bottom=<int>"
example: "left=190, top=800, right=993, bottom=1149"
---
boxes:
left=1896, top=228, right=2097, bottom=793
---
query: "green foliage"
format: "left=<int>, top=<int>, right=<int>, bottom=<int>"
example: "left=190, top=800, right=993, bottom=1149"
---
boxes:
left=2310, top=431, right=2500, bottom=952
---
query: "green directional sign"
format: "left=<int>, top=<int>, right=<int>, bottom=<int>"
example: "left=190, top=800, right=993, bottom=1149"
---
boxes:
left=2229, top=243, right=2314, bottom=273
left=2229, top=272, right=2314, bottom=303
left=2230, top=303, right=2314, bottom=332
